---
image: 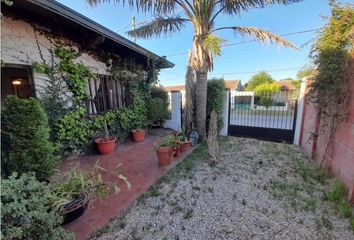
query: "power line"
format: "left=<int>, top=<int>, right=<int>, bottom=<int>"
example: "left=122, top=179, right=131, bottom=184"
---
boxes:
left=166, top=28, right=320, bottom=57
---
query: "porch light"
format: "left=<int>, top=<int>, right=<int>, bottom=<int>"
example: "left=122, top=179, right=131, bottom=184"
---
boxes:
left=12, top=79, right=22, bottom=85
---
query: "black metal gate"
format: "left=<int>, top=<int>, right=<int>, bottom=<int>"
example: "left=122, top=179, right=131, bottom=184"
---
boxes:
left=228, top=90, right=298, bottom=143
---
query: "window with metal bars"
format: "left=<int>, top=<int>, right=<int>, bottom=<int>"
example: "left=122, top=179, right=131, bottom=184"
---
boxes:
left=86, top=74, right=128, bottom=115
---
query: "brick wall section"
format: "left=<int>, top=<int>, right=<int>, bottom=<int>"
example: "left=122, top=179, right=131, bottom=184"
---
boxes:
left=299, top=60, right=354, bottom=203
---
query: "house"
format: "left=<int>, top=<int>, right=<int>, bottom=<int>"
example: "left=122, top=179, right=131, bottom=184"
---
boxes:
left=164, top=80, right=242, bottom=107
left=1, top=0, right=173, bottom=114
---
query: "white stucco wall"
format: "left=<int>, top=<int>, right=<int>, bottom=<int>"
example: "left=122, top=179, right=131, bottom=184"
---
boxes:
left=164, top=92, right=182, bottom=132
left=1, top=17, right=108, bottom=92
left=219, top=90, right=229, bottom=136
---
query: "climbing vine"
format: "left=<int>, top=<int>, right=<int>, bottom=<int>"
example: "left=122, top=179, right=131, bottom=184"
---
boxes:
left=309, top=2, right=354, bottom=164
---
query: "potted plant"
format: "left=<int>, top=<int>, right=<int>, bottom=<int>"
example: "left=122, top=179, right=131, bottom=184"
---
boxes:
left=177, top=132, right=192, bottom=152
left=155, top=135, right=175, bottom=166
left=95, top=120, right=117, bottom=154
left=49, top=161, right=131, bottom=225
left=173, top=134, right=184, bottom=157
left=131, top=117, right=148, bottom=142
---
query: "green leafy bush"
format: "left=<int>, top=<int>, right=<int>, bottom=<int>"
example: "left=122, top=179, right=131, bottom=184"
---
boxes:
left=1, top=96, right=57, bottom=180
left=245, top=71, right=274, bottom=91
left=128, top=84, right=149, bottom=130
left=150, top=85, right=169, bottom=102
left=254, top=83, right=280, bottom=96
left=55, top=107, right=93, bottom=153
left=148, top=98, right=170, bottom=125
left=1, top=172, right=73, bottom=240
left=254, top=83, right=280, bottom=109
left=207, top=78, right=226, bottom=132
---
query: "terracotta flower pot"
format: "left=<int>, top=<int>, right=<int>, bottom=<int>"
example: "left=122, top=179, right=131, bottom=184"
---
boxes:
left=180, top=141, right=192, bottom=152
left=173, top=145, right=181, bottom=158
left=95, top=137, right=117, bottom=155
left=131, top=129, right=145, bottom=142
left=156, top=147, right=173, bottom=166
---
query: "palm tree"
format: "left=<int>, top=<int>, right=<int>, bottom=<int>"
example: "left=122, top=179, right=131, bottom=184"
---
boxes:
left=87, top=0, right=301, bottom=140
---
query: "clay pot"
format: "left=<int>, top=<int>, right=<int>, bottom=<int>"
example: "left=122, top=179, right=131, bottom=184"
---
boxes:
left=131, top=129, right=145, bottom=142
left=95, top=137, right=116, bottom=155
left=180, top=141, right=192, bottom=152
left=173, top=145, right=181, bottom=158
left=156, top=147, right=173, bottom=166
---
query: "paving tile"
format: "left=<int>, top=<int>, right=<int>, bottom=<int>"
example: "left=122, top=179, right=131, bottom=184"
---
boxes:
left=59, top=133, right=195, bottom=240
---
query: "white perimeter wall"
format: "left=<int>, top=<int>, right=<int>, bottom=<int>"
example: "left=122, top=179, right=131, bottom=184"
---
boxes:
left=164, top=92, right=182, bottom=132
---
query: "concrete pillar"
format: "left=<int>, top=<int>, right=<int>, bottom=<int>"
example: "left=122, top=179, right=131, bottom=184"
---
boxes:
left=220, top=90, right=229, bottom=136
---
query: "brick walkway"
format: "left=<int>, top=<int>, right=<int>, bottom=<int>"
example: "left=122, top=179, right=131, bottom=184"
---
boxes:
left=59, top=132, right=195, bottom=240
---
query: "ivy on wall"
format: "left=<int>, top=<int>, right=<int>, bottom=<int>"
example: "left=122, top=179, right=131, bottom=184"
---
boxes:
left=309, top=1, right=354, bottom=164
left=33, top=43, right=153, bottom=154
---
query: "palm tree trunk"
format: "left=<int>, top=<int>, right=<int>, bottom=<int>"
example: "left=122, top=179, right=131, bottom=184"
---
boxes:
left=195, top=70, right=207, bottom=140
left=183, top=52, right=196, bottom=136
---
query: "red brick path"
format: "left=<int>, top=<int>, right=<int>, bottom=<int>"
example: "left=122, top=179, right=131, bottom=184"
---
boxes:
left=59, top=134, right=195, bottom=239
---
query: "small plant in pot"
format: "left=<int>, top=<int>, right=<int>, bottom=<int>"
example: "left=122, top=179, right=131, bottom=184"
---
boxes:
left=177, top=132, right=192, bottom=152
left=155, top=135, right=176, bottom=166
left=131, top=120, right=148, bottom=143
left=49, top=161, right=131, bottom=225
left=173, top=134, right=184, bottom=157
left=95, top=120, right=117, bottom=154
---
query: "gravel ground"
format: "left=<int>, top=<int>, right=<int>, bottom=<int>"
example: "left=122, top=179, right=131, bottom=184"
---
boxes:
left=92, top=137, right=354, bottom=240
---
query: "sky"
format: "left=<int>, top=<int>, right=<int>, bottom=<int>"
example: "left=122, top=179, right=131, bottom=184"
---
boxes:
left=57, top=0, right=352, bottom=86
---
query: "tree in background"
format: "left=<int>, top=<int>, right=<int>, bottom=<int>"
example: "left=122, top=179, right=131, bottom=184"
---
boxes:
left=254, top=83, right=280, bottom=109
left=87, top=0, right=300, bottom=140
left=297, top=64, right=316, bottom=80
left=245, top=71, right=275, bottom=91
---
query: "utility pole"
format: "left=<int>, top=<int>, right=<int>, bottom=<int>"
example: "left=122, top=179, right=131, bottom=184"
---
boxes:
left=131, top=16, right=136, bottom=43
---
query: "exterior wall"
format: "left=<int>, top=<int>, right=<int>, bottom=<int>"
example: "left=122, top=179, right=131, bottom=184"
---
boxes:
left=298, top=68, right=354, bottom=203
left=164, top=92, right=182, bottom=132
left=1, top=17, right=108, bottom=93
left=219, top=90, right=229, bottom=136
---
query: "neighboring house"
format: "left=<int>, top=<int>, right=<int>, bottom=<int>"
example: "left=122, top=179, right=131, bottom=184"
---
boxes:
left=276, top=80, right=297, bottom=93
left=1, top=0, right=173, bottom=114
left=164, top=80, right=242, bottom=107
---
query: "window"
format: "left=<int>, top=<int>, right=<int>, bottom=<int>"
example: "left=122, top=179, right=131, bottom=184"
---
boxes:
left=1, top=65, right=35, bottom=103
left=86, top=75, right=128, bottom=115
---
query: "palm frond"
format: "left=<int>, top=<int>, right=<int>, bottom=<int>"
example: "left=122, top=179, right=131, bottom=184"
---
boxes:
left=86, top=0, right=177, bottom=15
left=214, top=26, right=298, bottom=49
left=218, top=0, right=303, bottom=15
left=127, top=16, right=190, bottom=39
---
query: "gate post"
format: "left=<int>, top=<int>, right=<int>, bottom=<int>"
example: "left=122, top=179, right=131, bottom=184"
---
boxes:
left=219, top=90, right=229, bottom=136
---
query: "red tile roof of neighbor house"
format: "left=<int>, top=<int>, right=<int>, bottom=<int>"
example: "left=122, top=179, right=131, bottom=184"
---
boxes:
left=164, top=80, right=241, bottom=91
left=276, top=80, right=297, bottom=91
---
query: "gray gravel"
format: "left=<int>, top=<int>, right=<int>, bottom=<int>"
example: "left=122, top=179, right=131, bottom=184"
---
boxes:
left=92, top=137, right=354, bottom=240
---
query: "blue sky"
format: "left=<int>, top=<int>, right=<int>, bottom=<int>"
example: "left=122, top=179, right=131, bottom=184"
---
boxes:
left=57, top=0, right=351, bottom=86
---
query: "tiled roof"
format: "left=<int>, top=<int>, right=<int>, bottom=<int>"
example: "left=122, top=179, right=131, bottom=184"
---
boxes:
left=276, top=80, right=297, bottom=91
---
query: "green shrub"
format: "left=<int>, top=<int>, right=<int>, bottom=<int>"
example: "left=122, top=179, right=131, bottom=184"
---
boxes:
left=207, top=78, right=226, bottom=132
left=1, top=172, right=73, bottom=240
left=325, top=180, right=346, bottom=202
left=150, top=85, right=169, bottom=103
left=129, top=85, right=149, bottom=130
left=148, top=98, right=170, bottom=125
left=55, top=107, right=93, bottom=153
left=254, top=83, right=280, bottom=96
left=1, top=96, right=57, bottom=180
